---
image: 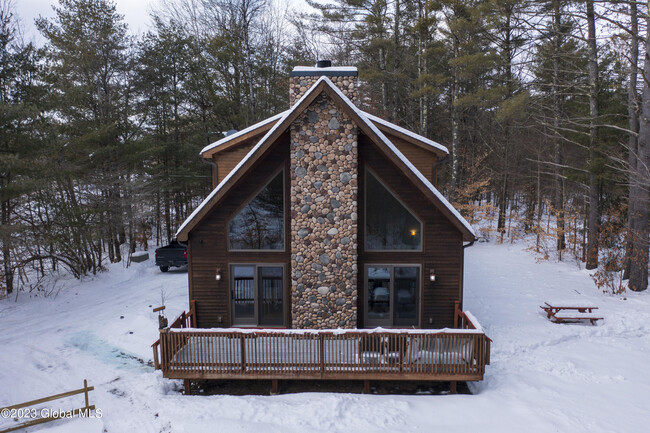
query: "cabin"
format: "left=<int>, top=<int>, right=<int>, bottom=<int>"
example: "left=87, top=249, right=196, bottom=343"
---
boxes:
left=152, top=62, right=490, bottom=394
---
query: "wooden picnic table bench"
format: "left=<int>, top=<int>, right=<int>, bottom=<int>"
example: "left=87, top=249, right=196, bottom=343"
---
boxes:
left=540, top=302, right=602, bottom=325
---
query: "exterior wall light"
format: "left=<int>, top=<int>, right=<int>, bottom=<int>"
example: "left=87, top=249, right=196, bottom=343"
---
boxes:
left=429, top=269, right=436, bottom=282
left=216, top=268, right=222, bottom=281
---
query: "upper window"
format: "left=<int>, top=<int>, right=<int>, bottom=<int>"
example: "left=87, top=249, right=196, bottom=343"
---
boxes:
left=229, top=170, right=284, bottom=250
left=365, top=170, right=422, bottom=251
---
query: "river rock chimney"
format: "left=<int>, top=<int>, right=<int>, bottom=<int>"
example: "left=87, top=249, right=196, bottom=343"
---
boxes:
left=289, top=60, right=359, bottom=106
left=289, top=61, right=359, bottom=329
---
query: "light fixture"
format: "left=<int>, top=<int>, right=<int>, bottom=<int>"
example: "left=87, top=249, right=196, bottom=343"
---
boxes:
left=429, top=269, right=436, bottom=282
left=215, top=268, right=222, bottom=281
left=410, top=228, right=417, bottom=237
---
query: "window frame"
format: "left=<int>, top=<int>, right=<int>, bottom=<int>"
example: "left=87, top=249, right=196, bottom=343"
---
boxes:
left=364, top=167, right=424, bottom=252
left=227, top=167, right=286, bottom=252
left=364, top=263, right=421, bottom=328
left=229, top=263, right=286, bottom=327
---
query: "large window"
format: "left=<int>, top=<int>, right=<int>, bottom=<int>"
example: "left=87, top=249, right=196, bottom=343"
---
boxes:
left=229, top=170, right=284, bottom=250
left=365, top=170, right=422, bottom=251
left=366, top=265, right=419, bottom=327
left=231, top=264, right=284, bottom=326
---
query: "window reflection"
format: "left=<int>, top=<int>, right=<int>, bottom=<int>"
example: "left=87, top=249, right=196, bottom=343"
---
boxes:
left=229, top=171, right=284, bottom=250
left=366, top=265, right=419, bottom=327
left=367, top=266, right=391, bottom=322
left=232, top=266, right=255, bottom=321
left=365, top=171, right=422, bottom=250
left=393, top=267, right=418, bottom=326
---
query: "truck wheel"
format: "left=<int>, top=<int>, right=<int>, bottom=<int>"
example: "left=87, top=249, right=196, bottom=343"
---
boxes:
left=160, top=266, right=169, bottom=272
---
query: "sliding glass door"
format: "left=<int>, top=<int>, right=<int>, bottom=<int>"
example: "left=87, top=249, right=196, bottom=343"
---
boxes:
left=366, top=265, right=420, bottom=327
left=231, top=264, right=285, bottom=326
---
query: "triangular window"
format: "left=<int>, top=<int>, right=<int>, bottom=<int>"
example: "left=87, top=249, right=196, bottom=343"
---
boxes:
left=365, top=170, right=422, bottom=250
left=229, top=170, right=284, bottom=250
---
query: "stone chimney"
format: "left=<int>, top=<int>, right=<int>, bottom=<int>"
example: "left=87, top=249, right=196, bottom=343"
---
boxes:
left=289, top=61, right=359, bottom=329
left=289, top=60, right=359, bottom=106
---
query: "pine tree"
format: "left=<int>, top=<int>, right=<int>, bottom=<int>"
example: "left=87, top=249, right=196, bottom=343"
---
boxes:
left=0, top=0, right=40, bottom=294
left=36, top=0, right=134, bottom=266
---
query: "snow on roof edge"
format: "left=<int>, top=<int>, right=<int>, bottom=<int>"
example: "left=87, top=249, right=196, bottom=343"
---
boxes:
left=199, top=110, right=289, bottom=155
left=363, top=111, right=449, bottom=155
left=177, top=77, right=333, bottom=238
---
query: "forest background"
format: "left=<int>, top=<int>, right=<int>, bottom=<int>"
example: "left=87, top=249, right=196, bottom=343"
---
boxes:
left=1, top=0, right=648, bottom=297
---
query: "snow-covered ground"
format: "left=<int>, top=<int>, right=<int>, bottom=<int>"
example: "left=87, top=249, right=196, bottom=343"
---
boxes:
left=1, top=242, right=649, bottom=433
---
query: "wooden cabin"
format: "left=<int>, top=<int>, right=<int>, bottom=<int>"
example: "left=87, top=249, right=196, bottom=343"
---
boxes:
left=154, top=63, right=489, bottom=393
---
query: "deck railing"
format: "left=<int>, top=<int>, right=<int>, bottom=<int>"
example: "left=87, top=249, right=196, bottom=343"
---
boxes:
left=154, top=311, right=490, bottom=382
left=152, top=300, right=195, bottom=369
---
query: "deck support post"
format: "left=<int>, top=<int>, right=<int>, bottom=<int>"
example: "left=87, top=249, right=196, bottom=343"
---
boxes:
left=271, top=380, right=279, bottom=395
left=363, top=380, right=370, bottom=394
left=450, top=381, right=457, bottom=395
left=184, top=380, right=192, bottom=395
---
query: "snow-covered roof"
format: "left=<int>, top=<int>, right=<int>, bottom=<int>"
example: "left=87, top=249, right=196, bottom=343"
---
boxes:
left=199, top=110, right=288, bottom=156
left=177, top=76, right=476, bottom=241
left=363, top=111, right=449, bottom=155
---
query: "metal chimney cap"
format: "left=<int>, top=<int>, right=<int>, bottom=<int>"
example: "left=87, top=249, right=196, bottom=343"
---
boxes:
left=316, top=59, right=332, bottom=68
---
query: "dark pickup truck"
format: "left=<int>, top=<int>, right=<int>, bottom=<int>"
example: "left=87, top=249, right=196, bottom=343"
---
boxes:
left=154, top=241, right=187, bottom=272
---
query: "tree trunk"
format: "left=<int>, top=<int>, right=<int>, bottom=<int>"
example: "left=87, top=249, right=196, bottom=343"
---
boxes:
left=497, top=7, right=514, bottom=241
left=629, top=7, right=650, bottom=292
left=624, top=0, right=639, bottom=280
left=552, top=0, right=565, bottom=257
left=392, top=0, right=400, bottom=121
left=379, top=46, right=387, bottom=115
left=417, top=0, right=428, bottom=136
left=451, top=37, right=459, bottom=192
left=585, top=0, right=600, bottom=270
left=2, top=199, right=13, bottom=295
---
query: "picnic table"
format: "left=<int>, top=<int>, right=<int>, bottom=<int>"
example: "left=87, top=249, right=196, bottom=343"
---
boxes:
left=540, top=302, right=602, bottom=325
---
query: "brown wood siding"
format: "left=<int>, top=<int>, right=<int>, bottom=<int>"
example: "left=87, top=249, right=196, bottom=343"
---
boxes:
left=358, top=133, right=463, bottom=329
left=189, top=129, right=463, bottom=330
left=384, top=132, right=439, bottom=185
left=213, top=142, right=256, bottom=185
left=189, top=133, right=291, bottom=328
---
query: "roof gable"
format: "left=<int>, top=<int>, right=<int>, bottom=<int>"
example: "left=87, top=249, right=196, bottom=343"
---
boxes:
left=176, top=76, right=475, bottom=242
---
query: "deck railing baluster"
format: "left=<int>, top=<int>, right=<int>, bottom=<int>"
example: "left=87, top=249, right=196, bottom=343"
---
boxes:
left=240, top=335, right=246, bottom=373
left=319, top=334, right=325, bottom=377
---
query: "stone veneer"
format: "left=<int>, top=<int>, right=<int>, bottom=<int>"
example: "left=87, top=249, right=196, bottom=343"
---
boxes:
left=289, top=75, right=359, bottom=107
left=290, top=92, right=358, bottom=329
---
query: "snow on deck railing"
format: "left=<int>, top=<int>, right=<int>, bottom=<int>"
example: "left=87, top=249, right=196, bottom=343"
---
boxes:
left=462, top=311, right=485, bottom=334
left=167, top=324, right=486, bottom=335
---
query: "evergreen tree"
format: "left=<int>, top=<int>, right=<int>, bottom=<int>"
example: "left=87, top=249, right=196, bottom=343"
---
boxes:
left=36, top=0, right=134, bottom=266
left=0, top=0, right=41, bottom=293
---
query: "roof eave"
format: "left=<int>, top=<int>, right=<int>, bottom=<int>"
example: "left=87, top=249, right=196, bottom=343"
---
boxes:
left=363, top=112, right=449, bottom=156
left=199, top=111, right=288, bottom=158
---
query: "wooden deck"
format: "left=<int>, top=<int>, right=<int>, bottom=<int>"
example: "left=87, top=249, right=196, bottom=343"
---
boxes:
left=153, top=306, right=491, bottom=383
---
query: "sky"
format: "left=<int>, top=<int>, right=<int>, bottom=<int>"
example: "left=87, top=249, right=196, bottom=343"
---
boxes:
left=17, top=0, right=156, bottom=43
left=15, top=0, right=310, bottom=45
